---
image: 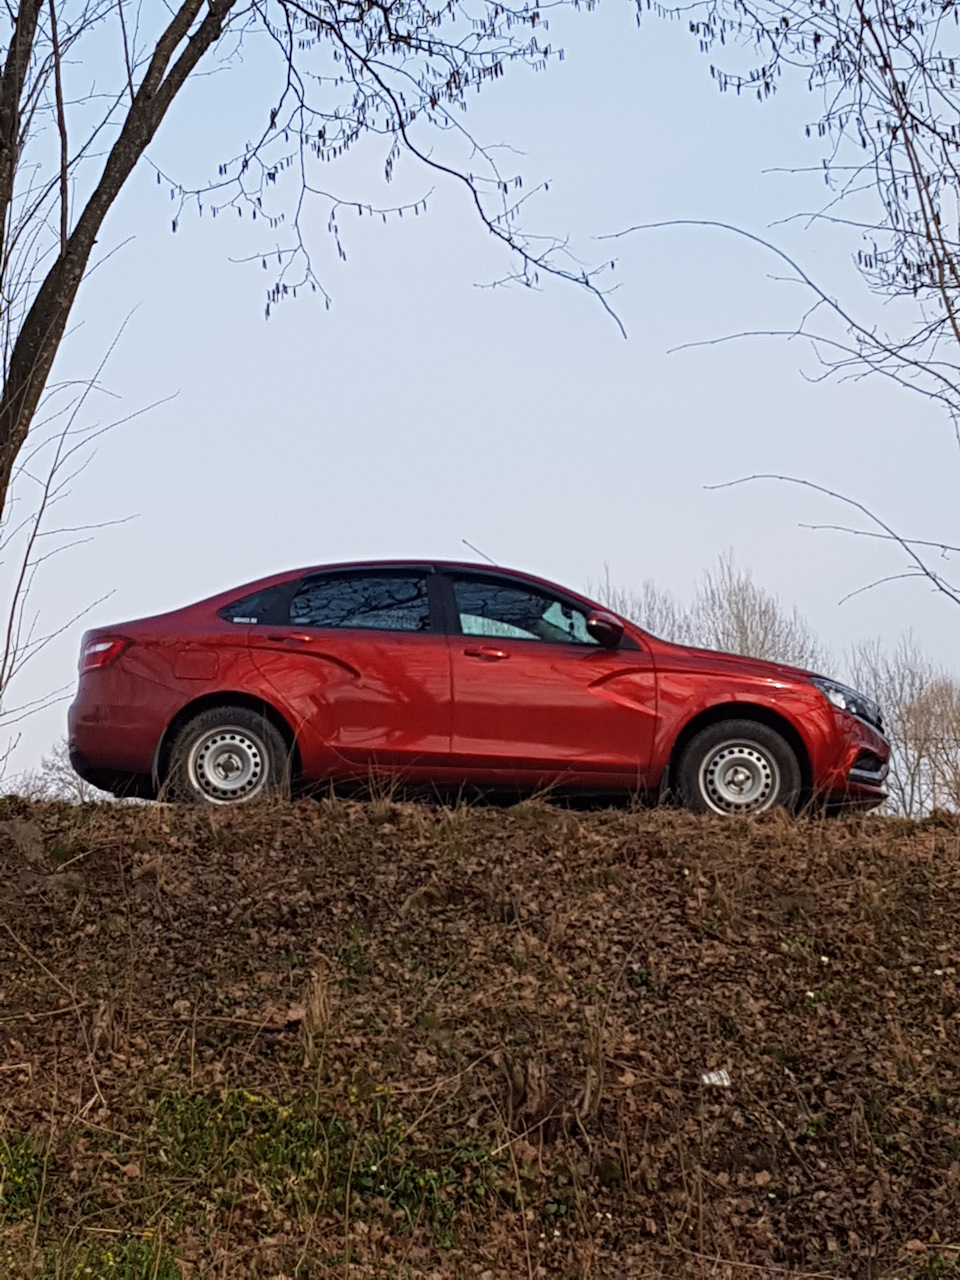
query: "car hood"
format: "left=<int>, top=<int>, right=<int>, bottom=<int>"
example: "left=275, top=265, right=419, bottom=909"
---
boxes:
left=646, top=637, right=823, bottom=686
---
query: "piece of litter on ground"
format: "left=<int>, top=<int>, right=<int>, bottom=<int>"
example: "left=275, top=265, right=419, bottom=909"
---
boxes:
left=701, top=1069, right=731, bottom=1088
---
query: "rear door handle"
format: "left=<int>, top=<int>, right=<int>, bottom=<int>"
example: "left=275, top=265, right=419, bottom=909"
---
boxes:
left=463, top=646, right=509, bottom=661
left=267, top=632, right=313, bottom=644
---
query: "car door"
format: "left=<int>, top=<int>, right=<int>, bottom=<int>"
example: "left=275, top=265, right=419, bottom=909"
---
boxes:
left=242, top=568, right=451, bottom=780
left=443, top=571, right=658, bottom=786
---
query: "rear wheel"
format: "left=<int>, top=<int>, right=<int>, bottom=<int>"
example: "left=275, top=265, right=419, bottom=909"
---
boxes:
left=166, top=707, right=290, bottom=805
left=676, top=719, right=800, bottom=816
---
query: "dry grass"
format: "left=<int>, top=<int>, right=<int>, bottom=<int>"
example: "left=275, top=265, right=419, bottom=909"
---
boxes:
left=1, top=797, right=959, bottom=1278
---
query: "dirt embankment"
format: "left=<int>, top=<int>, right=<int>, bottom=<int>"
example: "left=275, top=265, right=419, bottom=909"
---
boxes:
left=1, top=798, right=959, bottom=1279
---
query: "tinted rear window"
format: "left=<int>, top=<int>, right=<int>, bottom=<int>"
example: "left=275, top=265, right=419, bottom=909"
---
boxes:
left=290, top=574, right=431, bottom=632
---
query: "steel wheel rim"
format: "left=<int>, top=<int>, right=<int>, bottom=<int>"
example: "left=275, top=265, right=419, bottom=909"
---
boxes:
left=187, top=726, right=267, bottom=804
left=698, top=739, right=780, bottom=815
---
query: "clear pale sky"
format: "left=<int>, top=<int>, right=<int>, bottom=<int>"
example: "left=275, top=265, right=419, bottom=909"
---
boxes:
left=5, top=1, right=957, bottom=775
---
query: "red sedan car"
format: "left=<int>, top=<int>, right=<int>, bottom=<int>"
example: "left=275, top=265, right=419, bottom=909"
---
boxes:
left=68, top=560, right=890, bottom=813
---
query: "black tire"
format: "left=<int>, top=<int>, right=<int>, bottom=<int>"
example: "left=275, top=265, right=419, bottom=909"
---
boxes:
left=166, top=706, right=290, bottom=805
left=676, top=719, right=801, bottom=816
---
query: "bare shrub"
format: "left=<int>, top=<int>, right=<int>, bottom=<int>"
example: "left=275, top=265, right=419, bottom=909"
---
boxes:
left=595, top=553, right=830, bottom=671
left=592, top=568, right=694, bottom=644
left=15, top=737, right=111, bottom=803
left=848, top=637, right=960, bottom=816
left=689, top=553, right=830, bottom=671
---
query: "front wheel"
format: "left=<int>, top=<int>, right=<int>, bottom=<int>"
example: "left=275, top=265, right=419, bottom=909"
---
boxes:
left=676, top=719, right=801, bottom=816
left=166, top=706, right=290, bottom=805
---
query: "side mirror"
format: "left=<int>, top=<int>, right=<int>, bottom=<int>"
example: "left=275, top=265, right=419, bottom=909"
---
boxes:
left=586, top=609, right=624, bottom=649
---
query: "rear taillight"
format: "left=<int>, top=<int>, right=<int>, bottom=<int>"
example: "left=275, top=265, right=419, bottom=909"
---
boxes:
left=80, top=636, right=130, bottom=672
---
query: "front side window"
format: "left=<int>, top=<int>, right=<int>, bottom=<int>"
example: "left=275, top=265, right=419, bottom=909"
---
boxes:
left=290, top=573, right=432, bottom=632
left=452, top=578, right=598, bottom=645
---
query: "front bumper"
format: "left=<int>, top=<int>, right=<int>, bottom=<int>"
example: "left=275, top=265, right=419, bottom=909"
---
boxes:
left=824, top=738, right=889, bottom=811
left=847, top=750, right=889, bottom=790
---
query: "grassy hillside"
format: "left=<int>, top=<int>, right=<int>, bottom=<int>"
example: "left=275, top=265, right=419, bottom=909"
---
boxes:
left=1, top=797, right=959, bottom=1278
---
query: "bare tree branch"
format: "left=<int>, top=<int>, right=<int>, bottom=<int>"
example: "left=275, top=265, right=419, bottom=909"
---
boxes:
left=708, top=474, right=960, bottom=608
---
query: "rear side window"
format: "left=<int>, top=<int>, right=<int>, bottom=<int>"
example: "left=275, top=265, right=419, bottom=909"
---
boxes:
left=290, top=573, right=432, bottom=632
left=218, top=585, right=291, bottom=625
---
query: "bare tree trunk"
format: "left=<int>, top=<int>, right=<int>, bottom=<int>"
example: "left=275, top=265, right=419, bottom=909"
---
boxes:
left=0, top=0, right=235, bottom=507
left=0, top=0, right=44, bottom=249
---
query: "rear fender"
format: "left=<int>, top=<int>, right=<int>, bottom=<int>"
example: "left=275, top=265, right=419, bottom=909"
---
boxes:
left=153, top=693, right=301, bottom=789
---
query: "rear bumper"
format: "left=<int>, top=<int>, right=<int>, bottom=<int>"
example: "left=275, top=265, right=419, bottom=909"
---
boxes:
left=68, top=744, right=156, bottom=799
left=68, top=669, right=169, bottom=796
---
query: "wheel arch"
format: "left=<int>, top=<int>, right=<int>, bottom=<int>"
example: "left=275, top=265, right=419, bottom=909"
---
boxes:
left=153, top=692, right=301, bottom=789
left=664, top=702, right=813, bottom=803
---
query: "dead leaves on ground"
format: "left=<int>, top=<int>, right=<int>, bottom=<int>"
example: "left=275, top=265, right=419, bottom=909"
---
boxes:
left=1, top=796, right=959, bottom=1276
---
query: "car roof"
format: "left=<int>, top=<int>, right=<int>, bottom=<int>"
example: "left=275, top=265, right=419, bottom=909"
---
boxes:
left=196, top=559, right=600, bottom=610
left=95, top=559, right=630, bottom=639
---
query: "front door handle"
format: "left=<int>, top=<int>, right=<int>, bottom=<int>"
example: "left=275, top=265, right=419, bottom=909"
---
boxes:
left=463, top=646, right=509, bottom=661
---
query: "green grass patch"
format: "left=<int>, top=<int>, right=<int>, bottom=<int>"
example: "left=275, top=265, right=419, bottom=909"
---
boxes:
left=148, top=1086, right=500, bottom=1232
left=44, top=1237, right=180, bottom=1280
left=0, top=1132, right=43, bottom=1223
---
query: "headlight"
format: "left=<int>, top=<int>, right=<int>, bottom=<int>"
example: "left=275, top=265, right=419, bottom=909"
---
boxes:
left=812, top=677, right=883, bottom=732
